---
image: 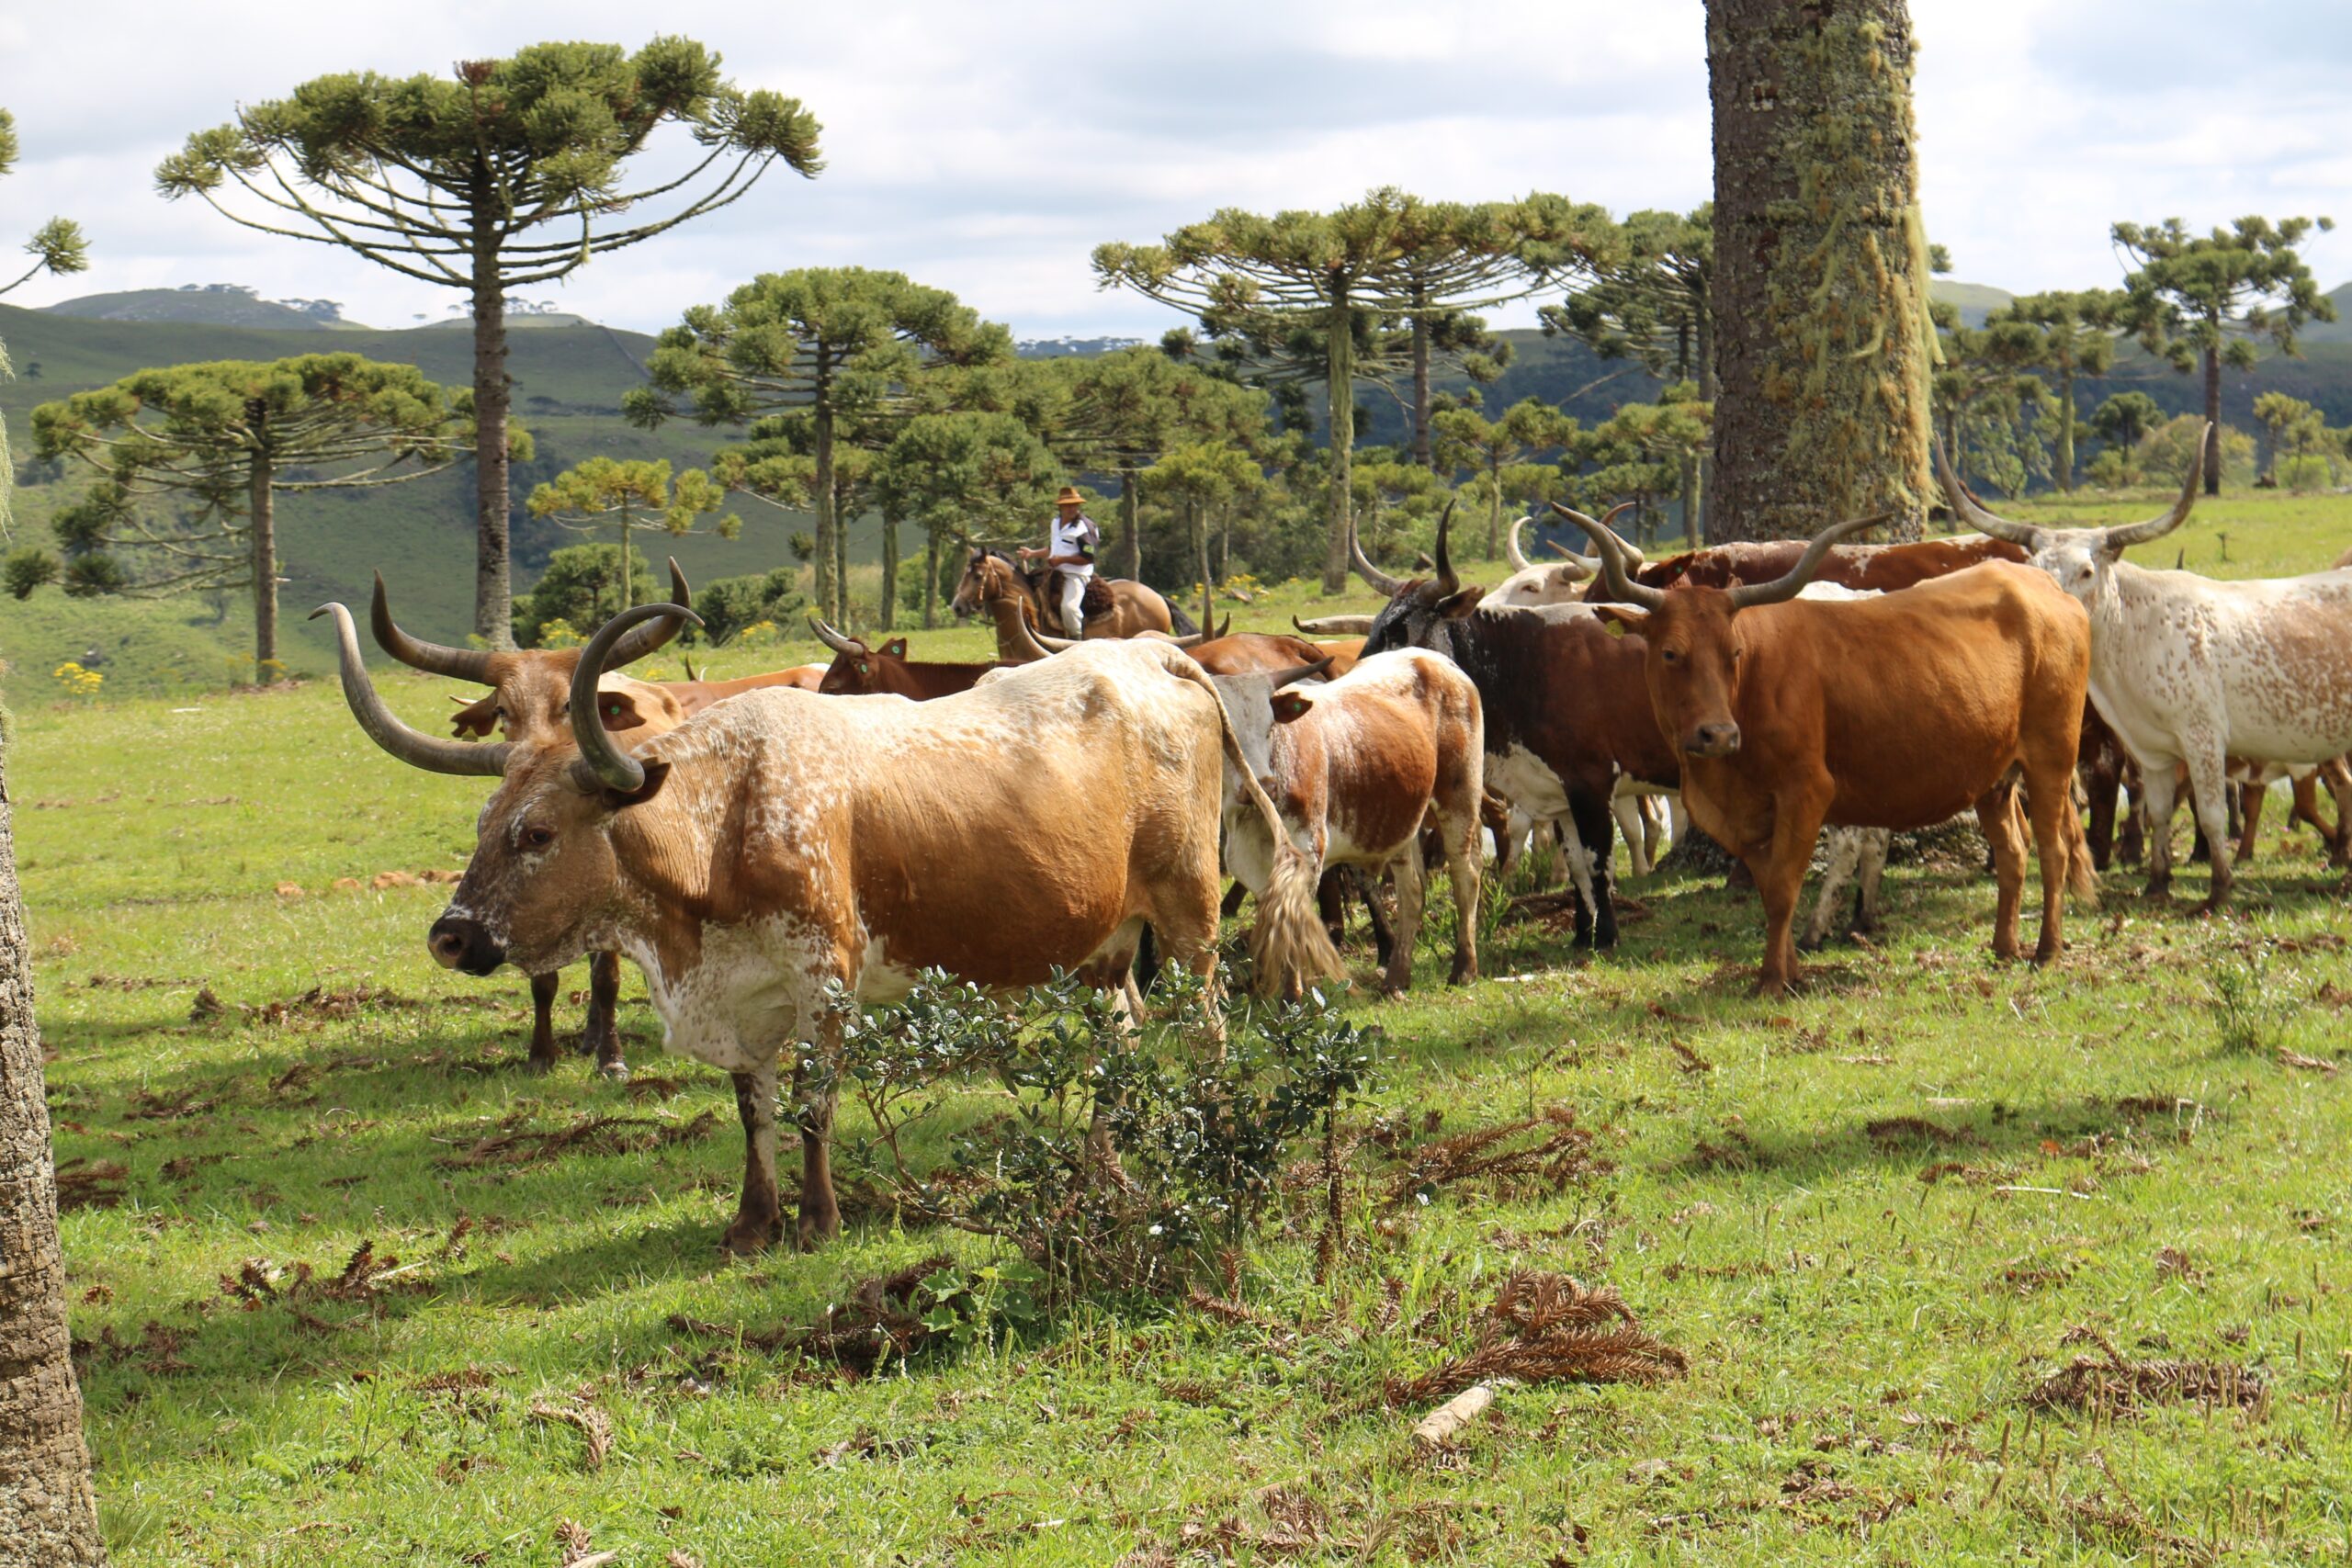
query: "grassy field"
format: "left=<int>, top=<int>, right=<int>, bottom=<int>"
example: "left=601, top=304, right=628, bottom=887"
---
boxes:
left=17, top=507, right=2352, bottom=1566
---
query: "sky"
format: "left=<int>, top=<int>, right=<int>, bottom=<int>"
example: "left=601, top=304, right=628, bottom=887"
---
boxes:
left=2, top=1, right=2345, bottom=339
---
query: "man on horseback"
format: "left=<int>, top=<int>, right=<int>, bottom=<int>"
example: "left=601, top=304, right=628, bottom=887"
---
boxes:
left=1020, top=486, right=1100, bottom=637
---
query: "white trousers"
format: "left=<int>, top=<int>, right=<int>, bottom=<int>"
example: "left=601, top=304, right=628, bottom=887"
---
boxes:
left=1057, top=573, right=1089, bottom=637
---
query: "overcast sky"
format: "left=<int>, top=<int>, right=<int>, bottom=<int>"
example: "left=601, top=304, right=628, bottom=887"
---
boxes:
left=2, top=2, right=2344, bottom=338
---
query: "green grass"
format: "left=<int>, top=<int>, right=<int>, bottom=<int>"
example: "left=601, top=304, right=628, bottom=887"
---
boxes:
left=18, top=545, right=2352, bottom=1565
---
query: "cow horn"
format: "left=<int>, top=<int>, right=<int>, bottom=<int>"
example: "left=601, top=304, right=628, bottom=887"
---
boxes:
left=1552, top=502, right=1666, bottom=610
left=1349, top=516, right=1405, bottom=597
left=312, top=603, right=512, bottom=776
left=2098, top=428, right=2205, bottom=551
left=1505, top=515, right=1535, bottom=572
left=1933, top=437, right=2044, bottom=548
left=1032, top=621, right=1082, bottom=652
left=1433, top=500, right=1459, bottom=593
left=1294, top=614, right=1374, bottom=636
left=1543, top=539, right=1601, bottom=577
left=808, top=616, right=865, bottom=657
left=369, top=571, right=500, bottom=684
left=1167, top=615, right=1229, bottom=649
left=604, top=558, right=695, bottom=667
left=572, top=604, right=703, bottom=793
left=1269, top=656, right=1334, bottom=690
left=1725, top=513, right=1893, bottom=609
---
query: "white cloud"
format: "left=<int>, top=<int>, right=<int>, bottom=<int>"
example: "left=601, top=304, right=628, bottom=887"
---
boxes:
left=1, top=0, right=2340, bottom=340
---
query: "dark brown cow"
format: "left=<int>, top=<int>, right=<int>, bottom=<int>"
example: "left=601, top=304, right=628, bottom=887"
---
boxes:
left=808, top=619, right=1013, bottom=699
left=1567, top=507, right=2096, bottom=994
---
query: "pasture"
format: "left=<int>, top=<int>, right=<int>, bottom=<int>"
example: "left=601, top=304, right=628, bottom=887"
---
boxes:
left=17, top=496, right=2352, bottom=1565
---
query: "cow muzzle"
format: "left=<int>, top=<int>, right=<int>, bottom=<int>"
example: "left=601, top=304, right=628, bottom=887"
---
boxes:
left=427, top=912, right=506, bottom=977
left=1683, top=722, right=1742, bottom=760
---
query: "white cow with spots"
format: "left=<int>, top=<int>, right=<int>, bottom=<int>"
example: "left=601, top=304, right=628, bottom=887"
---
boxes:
left=1939, top=433, right=2352, bottom=909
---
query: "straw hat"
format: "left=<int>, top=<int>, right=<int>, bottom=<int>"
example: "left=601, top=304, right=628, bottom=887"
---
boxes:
left=1056, top=486, right=1084, bottom=508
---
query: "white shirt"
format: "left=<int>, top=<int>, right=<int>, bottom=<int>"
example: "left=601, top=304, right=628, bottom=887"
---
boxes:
left=1048, top=513, right=1100, bottom=578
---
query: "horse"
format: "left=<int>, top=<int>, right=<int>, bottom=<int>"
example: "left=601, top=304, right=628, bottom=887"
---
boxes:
left=949, top=547, right=1195, bottom=640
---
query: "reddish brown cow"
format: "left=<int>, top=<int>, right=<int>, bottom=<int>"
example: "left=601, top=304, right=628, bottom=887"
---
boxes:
left=808, top=619, right=1013, bottom=699
left=1588, top=532, right=2030, bottom=599
left=1567, top=508, right=2096, bottom=994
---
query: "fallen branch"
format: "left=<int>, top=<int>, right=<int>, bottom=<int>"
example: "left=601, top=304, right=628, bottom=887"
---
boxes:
left=1411, top=1382, right=1498, bottom=1450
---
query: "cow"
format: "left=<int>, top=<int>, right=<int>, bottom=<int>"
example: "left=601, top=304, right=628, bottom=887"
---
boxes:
left=1593, top=530, right=2031, bottom=598
left=319, top=600, right=1334, bottom=1253
left=1483, top=515, right=1601, bottom=609
left=808, top=618, right=1012, bottom=699
left=948, top=547, right=1195, bottom=638
left=1210, top=651, right=1486, bottom=998
left=1353, top=509, right=1679, bottom=951
left=1938, top=433, right=2352, bottom=910
left=1564, top=505, right=2097, bottom=994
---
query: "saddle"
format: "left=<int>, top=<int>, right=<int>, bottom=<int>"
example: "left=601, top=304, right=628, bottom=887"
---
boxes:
left=1038, top=568, right=1114, bottom=621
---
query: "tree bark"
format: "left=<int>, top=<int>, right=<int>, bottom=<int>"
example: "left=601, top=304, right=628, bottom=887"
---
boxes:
left=2201, top=339, right=2222, bottom=496
left=469, top=210, right=514, bottom=649
left=617, top=508, right=634, bottom=614
left=922, top=526, right=938, bottom=629
left=879, top=507, right=899, bottom=632
left=1119, top=468, right=1141, bottom=581
left=247, top=429, right=277, bottom=676
left=833, top=476, right=851, bottom=627
left=812, top=360, right=839, bottom=627
left=1320, top=285, right=1356, bottom=594
left=1694, top=301, right=1715, bottom=542
left=1705, top=0, right=1933, bottom=543
left=0, top=733, right=107, bottom=1567
left=1409, top=296, right=1434, bottom=468
left=2055, top=362, right=2077, bottom=492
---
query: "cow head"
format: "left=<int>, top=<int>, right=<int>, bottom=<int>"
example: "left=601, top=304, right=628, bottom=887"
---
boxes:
left=1483, top=513, right=1606, bottom=609
left=371, top=560, right=694, bottom=743
left=1356, top=503, right=1487, bottom=661
left=1560, top=502, right=1886, bottom=761
left=811, top=619, right=915, bottom=694
left=1935, top=431, right=2204, bottom=610
left=317, top=598, right=695, bottom=979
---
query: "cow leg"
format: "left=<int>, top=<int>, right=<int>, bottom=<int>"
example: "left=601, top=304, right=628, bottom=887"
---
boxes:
left=1612, top=793, right=1650, bottom=877
left=2082, top=759, right=2120, bottom=872
left=1568, top=791, right=1619, bottom=950
left=2022, top=773, right=2076, bottom=964
left=2182, top=749, right=2236, bottom=914
left=2139, top=762, right=2180, bottom=899
left=1555, top=814, right=1600, bottom=947
left=721, top=1060, right=785, bottom=1257
left=1641, top=794, right=1668, bottom=868
left=526, top=971, right=561, bottom=1074
left=1220, top=879, right=1250, bottom=920
left=582, top=950, right=627, bottom=1081
left=1801, top=828, right=1861, bottom=952
left=1974, top=784, right=2029, bottom=961
left=791, top=1028, right=842, bottom=1249
left=2233, top=783, right=2266, bottom=866
left=2327, top=759, right=2352, bottom=868
left=1382, top=852, right=1425, bottom=997
left=1752, top=797, right=1826, bottom=995
left=1315, top=871, right=1346, bottom=946
left=1854, top=829, right=1890, bottom=934
left=2288, top=772, right=2332, bottom=845
left=1439, top=809, right=1483, bottom=988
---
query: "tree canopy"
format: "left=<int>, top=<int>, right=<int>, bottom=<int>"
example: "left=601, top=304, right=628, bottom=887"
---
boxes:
left=526, top=457, right=736, bottom=617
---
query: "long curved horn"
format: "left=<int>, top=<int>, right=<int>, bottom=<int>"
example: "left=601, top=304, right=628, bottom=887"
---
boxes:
left=1552, top=502, right=1666, bottom=610
left=1543, top=539, right=1602, bottom=575
left=1432, top=500, right=1459, bottom=593
left=369, top=571, right=499, bottom=684
left=603, top=558, right=694, bottom=667
left=312, top=603, right=512, bottom=776
left=1349, top=516, right=1405, bottom=597
left=2098, top=429, right=2205, bottom=550
left=572, top=604, right=704, bottom=794
left=808, top=616, right=865, bottom=657
left=1006, top=604, right=1058, bottom=660
left=1725, top=513, right=1892, bottom=609
left=1933, top=437, right=2044, bottom=548
left=1294, top=614, right=1374, bottom=636
left=1506, top=515, right=1535, bottom=572
left=1270, top=656, right=1334, bottom=690
left=1167, top=615, right=1230, bottom=650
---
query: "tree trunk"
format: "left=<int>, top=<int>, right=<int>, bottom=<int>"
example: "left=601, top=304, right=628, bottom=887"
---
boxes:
left=1705, top=0, right=1932, bottom=543
left=2055, top=362, right=2077, bottom=492
left=812, top=364, right=839, bottom=626
left=1410, top=296, right=1434, bottom=468
left=879, top=507, right=899, bottom=632
left=833, top=475, right=851, bottom=627
left=1192, top=499, right=1211, bottom=612
left=1693, top=300, right=1715, bottom=542
left=1320, top=286, right=1357, bottom=594
left=922, top=526, right=939, bottom=629
left=0, top=736, right=107, bottom=1567
left=1217, top=503, right=1230, bottom=581
left=2201, top=339, right=2222, bottom=496
left=1120, top=468, right=1141, bottom=581
left=617, top=508, right=633, bottom=613
left=1487, top=460, right=1504, bottom=560
left=469, top=213, right=514, bottom=649
left=247, top=432, right=277, bottom=676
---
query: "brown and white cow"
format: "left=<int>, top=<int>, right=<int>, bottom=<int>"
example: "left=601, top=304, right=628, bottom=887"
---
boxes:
left=1209, top=650, right=1486, bottom=998
left=1566, top=507, right=2097, bottom=994
left=321, top=601, right=1333, bottom=1253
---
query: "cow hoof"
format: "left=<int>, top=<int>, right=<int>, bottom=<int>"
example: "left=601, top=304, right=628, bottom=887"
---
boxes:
left=1446, top=963, right=1477, bottom=987
left=718, top=1218, right=779, bottom=1258
left=523, top=1052, right=558, bottom=1077
left=598, top=1061, right=630, bottom=1084
left=2031, top=941, right=2061, bottom=965
left=2191, top=897, right=2228, bottom=919
left=794, top=1213, right=842, bottom=1252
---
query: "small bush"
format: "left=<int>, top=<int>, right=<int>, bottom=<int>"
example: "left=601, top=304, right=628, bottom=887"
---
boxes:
left=2208, top=944, right=2285, bottom=1055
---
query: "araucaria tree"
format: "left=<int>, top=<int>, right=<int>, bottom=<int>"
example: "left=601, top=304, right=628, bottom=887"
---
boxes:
left=157, top=39, right=822, bottom=646
left=872, top=412, right=1059, bottom=626
left=31, top=355, right=481, bottom=671
left=0, top=105, right=90, bottom=538
left=631, top=267, right=1009, bottom=626
left=1703, top=1, right=1939, bottom=540
left=2113, top=216, right=2336, bottom=495
left=1982, top=290, right=2120, bottom=492
left=526, top=457, right=736, bottom=616
left=0, top=731, right=107, bottom=1566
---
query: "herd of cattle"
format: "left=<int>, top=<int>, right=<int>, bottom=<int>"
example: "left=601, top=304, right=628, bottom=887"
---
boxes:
left=315, top=425, right=2352, bottom=1251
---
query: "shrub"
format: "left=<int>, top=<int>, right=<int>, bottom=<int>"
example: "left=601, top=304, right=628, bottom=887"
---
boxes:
left=695, top=568, right=806, bottom=645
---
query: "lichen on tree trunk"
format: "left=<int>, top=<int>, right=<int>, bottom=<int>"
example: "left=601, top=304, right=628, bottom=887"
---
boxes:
left=247, top=437, right=277, bottom=675
left=0, top=728, right=107, bottom=1567
left=1705, top=0, right=1934, bottom=544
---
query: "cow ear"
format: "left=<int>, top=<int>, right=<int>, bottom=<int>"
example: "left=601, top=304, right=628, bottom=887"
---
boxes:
left=1271, top=691, right=1315, bottom=724
left=567, top=756, right=672, bottom=811
left=596, top=689, right=653, bottom=732
left=449, top=694, right=499, bottom=739
left=1590, top=605, right=1648, bottom=637
left=1439, top=587, right=1484, bottom=620
left=881, top=638, right=909, bottom=658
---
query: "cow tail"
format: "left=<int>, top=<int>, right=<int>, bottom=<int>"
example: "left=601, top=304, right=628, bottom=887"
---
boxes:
left=1163, top=653, right=1342, bottom=997
left=2064, top=804, right=2100, bottom=908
